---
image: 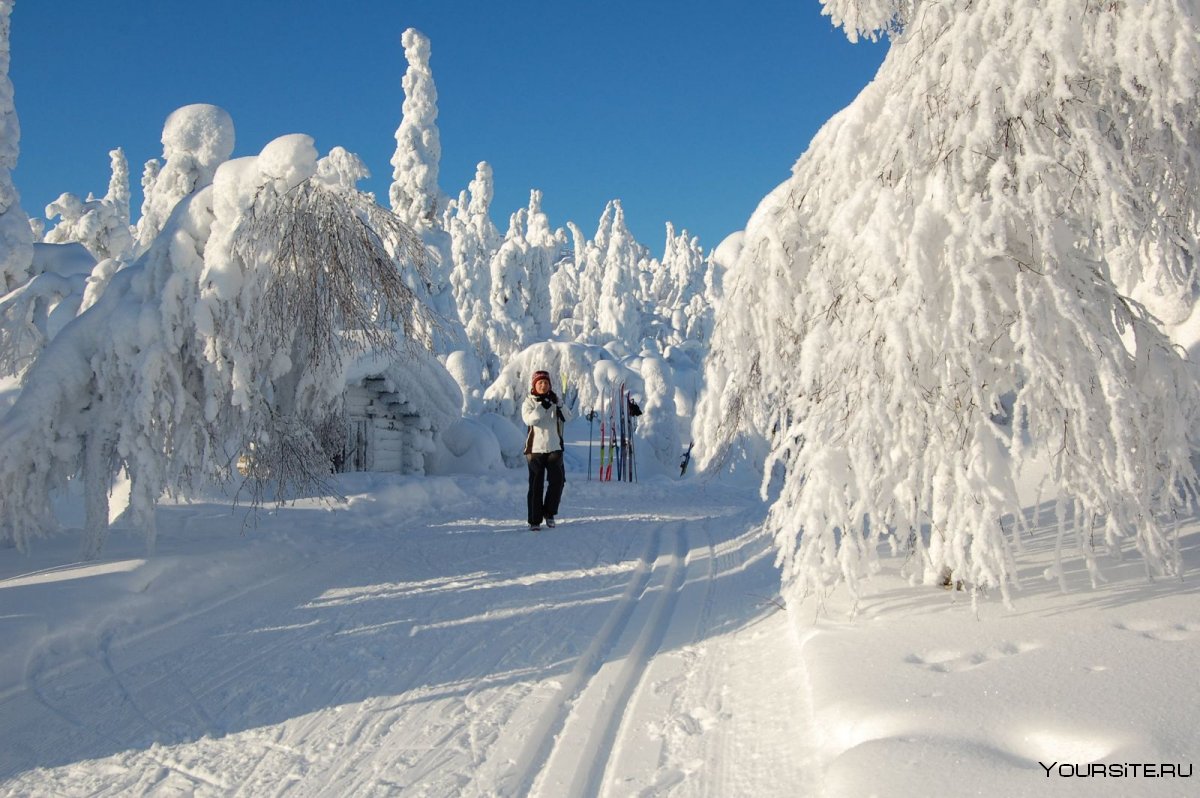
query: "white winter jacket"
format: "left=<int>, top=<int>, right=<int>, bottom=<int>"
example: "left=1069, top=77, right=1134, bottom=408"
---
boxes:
left=522, top=394, right=571, bottom=454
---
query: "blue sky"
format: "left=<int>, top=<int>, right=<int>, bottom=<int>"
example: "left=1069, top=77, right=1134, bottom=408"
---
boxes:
left=10, top=1, right=886, bottom=255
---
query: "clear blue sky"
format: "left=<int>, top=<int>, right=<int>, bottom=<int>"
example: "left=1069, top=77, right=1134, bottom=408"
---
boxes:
left=10, top=1, right=886, bottom=255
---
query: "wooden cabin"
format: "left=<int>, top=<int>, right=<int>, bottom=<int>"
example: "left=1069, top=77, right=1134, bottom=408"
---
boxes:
left=340, top=376, right=437, bottom=474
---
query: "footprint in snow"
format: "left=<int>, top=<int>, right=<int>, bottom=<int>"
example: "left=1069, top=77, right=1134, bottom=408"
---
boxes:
left=1114, top=620, right=1200, bottom=643
left=905, top=641, right=1040, bottom=673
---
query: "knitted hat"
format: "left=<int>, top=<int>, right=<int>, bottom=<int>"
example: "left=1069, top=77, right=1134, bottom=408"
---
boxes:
left=531, top=370, right=551, bottom=389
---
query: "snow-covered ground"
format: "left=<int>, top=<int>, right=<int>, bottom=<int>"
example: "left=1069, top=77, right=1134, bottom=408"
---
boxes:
left=2, top=423, right=1198, bottom=796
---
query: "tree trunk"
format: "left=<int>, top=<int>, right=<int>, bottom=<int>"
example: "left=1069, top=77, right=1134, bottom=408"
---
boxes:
left=81, top=432, right=112, bottom=561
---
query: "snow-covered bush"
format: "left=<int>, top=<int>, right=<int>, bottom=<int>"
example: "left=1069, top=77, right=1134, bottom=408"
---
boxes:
left=698, top=0, right=1200, bottom=606
left=443, top=347, right=486, bottom=414
left=624, top=351, right=680, bottom=472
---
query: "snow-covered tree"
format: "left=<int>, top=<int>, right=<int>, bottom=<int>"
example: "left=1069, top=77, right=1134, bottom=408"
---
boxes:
left=446, top=161, right=502, bottom=376
left=138, top=157, right=161, bottom=231
left=523, top=189, right=562, bottom=341
left=488, top=206, right=534, bottom=359
left=387, top=27, right=464, bottom=349
left=135, top=104, right=235, bottom=251
left=698, top=0, right=1200, bottom=607
left=43, top=148, right=134, bottom=261
left=650, top=222, right=713, bottom=347
left=631, top=352, right=680, bottom=470
left=390, top=27, right=443, bottom=231
left=486, top=191, right=566, bottom=359
left=565, top=200, right=658, bottom=348
left=596, top=200, right=650, bottom=345
left=0, top=132, right=436, bottom=558
left=0, top=0, right=32, bottom=293
left=570, top=204, right=614, bottom=341
left=107, top=146, right=132, bottom=233
left=549, top=221, right=585, bottom=334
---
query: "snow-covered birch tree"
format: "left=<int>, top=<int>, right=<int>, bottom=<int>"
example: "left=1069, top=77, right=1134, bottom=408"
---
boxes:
left=697, top=0, right=1200, bottom=607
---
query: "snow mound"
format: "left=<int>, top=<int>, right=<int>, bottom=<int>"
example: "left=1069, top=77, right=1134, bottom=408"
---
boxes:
left=428, top=417, right=504, bottom=475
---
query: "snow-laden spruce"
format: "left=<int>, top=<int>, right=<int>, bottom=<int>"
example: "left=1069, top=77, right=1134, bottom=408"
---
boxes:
left=0, top=0, right=32, bottom=293
left=386, top=26, right=463, bottom=355
left=697, top=0, right=1200, bottom=605
left=487, top=190, right=566, bottom=361
left=390, top=27, right=444, bottom=231
left=445, top=161, right=503, bottom=380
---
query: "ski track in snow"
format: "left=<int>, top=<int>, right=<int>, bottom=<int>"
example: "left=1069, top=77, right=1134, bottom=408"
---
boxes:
left=0, top=472, right=811, bottom=797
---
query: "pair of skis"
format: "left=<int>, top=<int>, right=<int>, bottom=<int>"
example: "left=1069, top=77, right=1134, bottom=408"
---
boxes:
left=589, top=382, right=638, bottom=482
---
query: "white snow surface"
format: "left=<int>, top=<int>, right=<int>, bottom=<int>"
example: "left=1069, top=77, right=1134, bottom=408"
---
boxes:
left=2, top=418, right=1198, bottom=797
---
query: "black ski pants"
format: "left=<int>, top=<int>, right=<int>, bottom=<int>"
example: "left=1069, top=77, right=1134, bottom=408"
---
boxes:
left=527, top=450, right=565, bottom=525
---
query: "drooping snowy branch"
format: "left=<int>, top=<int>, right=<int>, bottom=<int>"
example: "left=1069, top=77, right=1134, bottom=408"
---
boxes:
left=819, top=0, right=913, bottom=43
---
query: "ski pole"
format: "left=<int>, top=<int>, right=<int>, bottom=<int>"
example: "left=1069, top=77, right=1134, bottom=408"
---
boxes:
left=587, top=409, right=595, bottom=480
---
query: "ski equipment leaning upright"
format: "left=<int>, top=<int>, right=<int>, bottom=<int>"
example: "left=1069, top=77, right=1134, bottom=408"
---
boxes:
left=679, top=441, right=694, bottom=477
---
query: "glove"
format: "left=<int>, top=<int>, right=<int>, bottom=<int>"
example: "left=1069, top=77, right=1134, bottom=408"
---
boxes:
left=538, top=397, right=551, bottom=409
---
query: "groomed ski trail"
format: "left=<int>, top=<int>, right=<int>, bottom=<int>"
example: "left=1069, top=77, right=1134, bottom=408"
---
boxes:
left=0, top=473, right=821, bottom=797
left=499, top=521, right=688, bottom=796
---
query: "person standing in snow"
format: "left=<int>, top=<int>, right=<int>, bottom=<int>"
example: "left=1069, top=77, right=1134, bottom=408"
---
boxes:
left=523, top=370, right=570, bottom=531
